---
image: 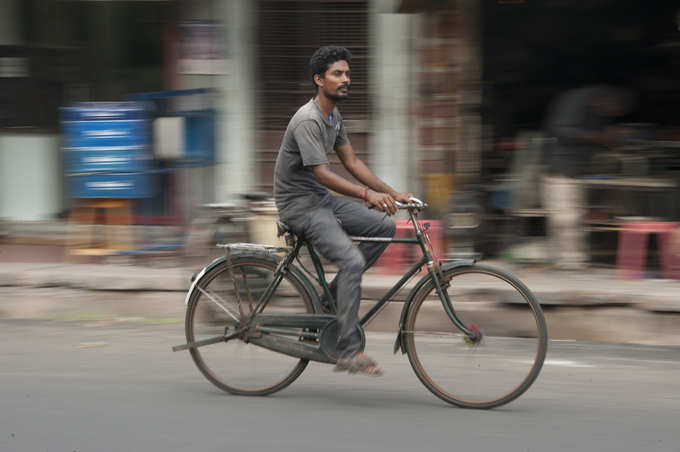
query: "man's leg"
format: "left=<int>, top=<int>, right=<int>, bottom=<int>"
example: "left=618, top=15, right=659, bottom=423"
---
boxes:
left=287, top=207, right=365, bottom=358
left=325, top=197, right=396, bottom=297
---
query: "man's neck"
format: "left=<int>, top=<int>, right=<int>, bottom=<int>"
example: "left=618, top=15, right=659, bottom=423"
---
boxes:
left=314, top=93, right=336, bottom=118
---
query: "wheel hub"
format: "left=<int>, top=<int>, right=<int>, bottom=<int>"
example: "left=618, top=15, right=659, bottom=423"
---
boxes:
left=463, top=323, right=483, bottom=345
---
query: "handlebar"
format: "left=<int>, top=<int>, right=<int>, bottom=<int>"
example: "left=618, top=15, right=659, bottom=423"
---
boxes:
left=395, top=197, right=427, bottom=210
left=368, top=197, right=428, bottom=211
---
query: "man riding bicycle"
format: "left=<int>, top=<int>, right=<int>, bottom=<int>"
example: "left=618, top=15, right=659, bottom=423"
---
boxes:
left=273, top=46, right=413, bottom=376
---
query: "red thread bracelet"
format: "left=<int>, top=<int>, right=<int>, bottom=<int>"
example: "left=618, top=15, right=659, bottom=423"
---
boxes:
left=363, top=187, right=369, bottom=201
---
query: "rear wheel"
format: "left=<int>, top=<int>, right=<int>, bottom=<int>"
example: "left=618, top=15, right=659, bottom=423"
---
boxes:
left=404, top=265, right=547, bottom=409
left=186, top=254, right=315, bottom=395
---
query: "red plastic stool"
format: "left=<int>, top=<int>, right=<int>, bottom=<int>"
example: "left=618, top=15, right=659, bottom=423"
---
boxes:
left=376, top=220, right=445, bottom=274
left=616, top=221, right=679, bottom=279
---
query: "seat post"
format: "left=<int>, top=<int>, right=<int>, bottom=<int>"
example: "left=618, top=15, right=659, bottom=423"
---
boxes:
left=306, top=243, right=336, bottom=313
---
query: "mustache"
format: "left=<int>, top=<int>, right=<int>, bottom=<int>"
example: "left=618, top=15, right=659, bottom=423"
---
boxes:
left=338, top=84, right=350, bottom=90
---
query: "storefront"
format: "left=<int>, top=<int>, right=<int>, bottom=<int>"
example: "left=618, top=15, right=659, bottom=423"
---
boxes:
left=481, top=0, right=680, bottom=181
left=0, top=0, right=171, bottom=220
left=1, top=0, right=419, bottom=222
left=254, top=0, right=374, bottom=193
left=479, top=0, right=680, bottom=261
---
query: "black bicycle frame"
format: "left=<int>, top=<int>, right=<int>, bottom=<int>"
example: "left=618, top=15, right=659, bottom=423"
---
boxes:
left=173, top=209, right=475, bottom=357
left=248, top=209, right=474, bottom=338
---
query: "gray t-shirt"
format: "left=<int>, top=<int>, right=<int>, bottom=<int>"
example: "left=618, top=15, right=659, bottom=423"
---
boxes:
left=274, top=98, right=350, bottom=220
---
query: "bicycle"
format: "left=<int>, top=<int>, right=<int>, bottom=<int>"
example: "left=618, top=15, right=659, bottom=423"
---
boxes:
left=173, top=198, right=548, bottom=409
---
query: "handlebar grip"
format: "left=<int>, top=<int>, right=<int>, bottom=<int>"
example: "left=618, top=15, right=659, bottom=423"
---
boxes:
left=396, top=198, right=427, bottom=209
left=369, top=200, right=427, bottom=210
left=367, top=198, right=427, bottom=210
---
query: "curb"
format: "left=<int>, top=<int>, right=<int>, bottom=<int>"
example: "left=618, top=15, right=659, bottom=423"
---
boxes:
left=2, top=264, right=680, bottom=312
left=0, top=264, right=192, bottom=292
left=1, top=263, right=679, bottom=346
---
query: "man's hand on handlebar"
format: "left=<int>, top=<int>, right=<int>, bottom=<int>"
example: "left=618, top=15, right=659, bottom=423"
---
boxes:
left=392, top=192, right=415, bottom=204
left=366, top=191, right=417, bottom=215
left=395, top=197, right=426, bottom=209
left=366, top=190, right=398, bottom=215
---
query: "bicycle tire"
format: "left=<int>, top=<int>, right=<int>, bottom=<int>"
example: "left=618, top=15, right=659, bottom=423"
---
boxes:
left=404, top=264, right=547, bottom=409
left=186, top=253, right=316, bottom=396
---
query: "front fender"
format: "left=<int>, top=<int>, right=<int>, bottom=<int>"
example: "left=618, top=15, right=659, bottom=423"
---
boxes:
left=392, top=259, right=475, bottom=354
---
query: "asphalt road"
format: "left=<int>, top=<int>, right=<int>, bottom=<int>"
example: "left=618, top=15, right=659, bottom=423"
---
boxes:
left=1, top=320, right=679, bottom=452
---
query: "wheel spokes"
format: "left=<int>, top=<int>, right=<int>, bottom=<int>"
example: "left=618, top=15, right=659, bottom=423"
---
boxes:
left=406, top=267, right=547, bottom=408
left=188, top=258, right=314, bottom=395
left=194, top=284, right=240, bottom=321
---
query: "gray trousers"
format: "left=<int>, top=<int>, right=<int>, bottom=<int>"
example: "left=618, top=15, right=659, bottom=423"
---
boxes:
left=284, top=196, right=396, bottom=357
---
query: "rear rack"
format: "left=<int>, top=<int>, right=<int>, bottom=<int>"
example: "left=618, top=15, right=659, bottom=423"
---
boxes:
left=216, top=242, right=291, bottom=253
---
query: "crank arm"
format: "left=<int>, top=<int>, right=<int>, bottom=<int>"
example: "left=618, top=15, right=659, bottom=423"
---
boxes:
left=172, top=327, right=246, bottom=352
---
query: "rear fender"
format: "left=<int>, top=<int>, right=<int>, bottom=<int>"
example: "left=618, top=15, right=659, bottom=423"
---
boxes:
left=184, top=255, right=229, bottom=305
left=392, top=259, right=475, bottom=354
left=184, top=252, right=323, bottom=313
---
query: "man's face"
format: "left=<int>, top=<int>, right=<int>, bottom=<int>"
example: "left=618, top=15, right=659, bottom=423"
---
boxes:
left=316, top=60, right=351, bottom=101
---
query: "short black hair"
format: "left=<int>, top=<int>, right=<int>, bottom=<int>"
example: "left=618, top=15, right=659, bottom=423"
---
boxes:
left=310, top=46, right=352, bottom=89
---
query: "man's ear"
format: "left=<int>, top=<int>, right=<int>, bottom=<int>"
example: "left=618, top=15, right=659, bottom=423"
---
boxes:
left=314, top=73, right=324, bottom=88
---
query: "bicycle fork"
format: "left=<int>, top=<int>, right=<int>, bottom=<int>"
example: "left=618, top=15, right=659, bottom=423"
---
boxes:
left=410, top=210, right=480, bottom=344
left=428, top=265, right=479, bottom=341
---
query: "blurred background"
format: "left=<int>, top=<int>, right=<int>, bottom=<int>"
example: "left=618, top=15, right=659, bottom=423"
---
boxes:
left=4, top=4, right=680, bottom=446
left=1, top=0, right=680, bottom=274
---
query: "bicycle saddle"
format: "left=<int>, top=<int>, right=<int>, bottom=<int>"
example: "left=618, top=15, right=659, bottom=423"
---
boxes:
left=241, top=192, right=271, bottom=202
left=276, top=220, right=291, bottom=237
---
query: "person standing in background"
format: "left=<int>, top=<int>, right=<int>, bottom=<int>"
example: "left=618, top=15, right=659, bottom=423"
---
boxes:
left=542, top=85, right=633, bottom=270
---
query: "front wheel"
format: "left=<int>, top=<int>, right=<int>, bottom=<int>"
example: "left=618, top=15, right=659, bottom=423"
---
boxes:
left=404, top=265, right=548, bottom=409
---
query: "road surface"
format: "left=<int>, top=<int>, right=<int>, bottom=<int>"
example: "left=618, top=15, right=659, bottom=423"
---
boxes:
left=1, top=319, right=678, bottom=452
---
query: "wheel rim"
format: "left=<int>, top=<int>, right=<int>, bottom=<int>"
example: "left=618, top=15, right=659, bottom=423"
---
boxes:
left=406, top=267, right=547, bottom=408
left=187, top=258, right=313, bottom=395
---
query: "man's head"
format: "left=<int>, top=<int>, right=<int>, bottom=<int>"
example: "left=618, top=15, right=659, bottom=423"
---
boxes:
left=310, top=46, right=352, bottom=102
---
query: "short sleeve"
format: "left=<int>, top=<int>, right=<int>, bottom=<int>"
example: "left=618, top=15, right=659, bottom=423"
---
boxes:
left=334, top=120, right=350, bottom=147
left=293, top=120, right=329, bottom=167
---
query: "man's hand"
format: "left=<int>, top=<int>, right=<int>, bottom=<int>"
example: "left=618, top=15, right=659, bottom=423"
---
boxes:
left=392, top=192, right=415, bottom=204
left=366, top=190, right=398, bottom=215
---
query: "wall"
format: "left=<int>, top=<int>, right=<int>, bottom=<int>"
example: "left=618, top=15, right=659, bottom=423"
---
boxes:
left=370, top=0, right=417, bottom=196
left=0, top=134, right=63, bottom=220
left=169, top=0, right=255, bottom=222
left=0, top=0, right=21, bottom=45
left=0, top=1, right=64, bottom=220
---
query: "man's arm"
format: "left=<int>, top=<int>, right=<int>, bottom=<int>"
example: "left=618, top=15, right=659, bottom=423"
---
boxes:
left=311, top=163, right=398, bottom=215
left=546, top=91, right=613, bottom=147
left=550, top=121, right=611, bottom=146
left=335, top=143, right=402, bottom=197
left=310, top=143, right=413, bottom=215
